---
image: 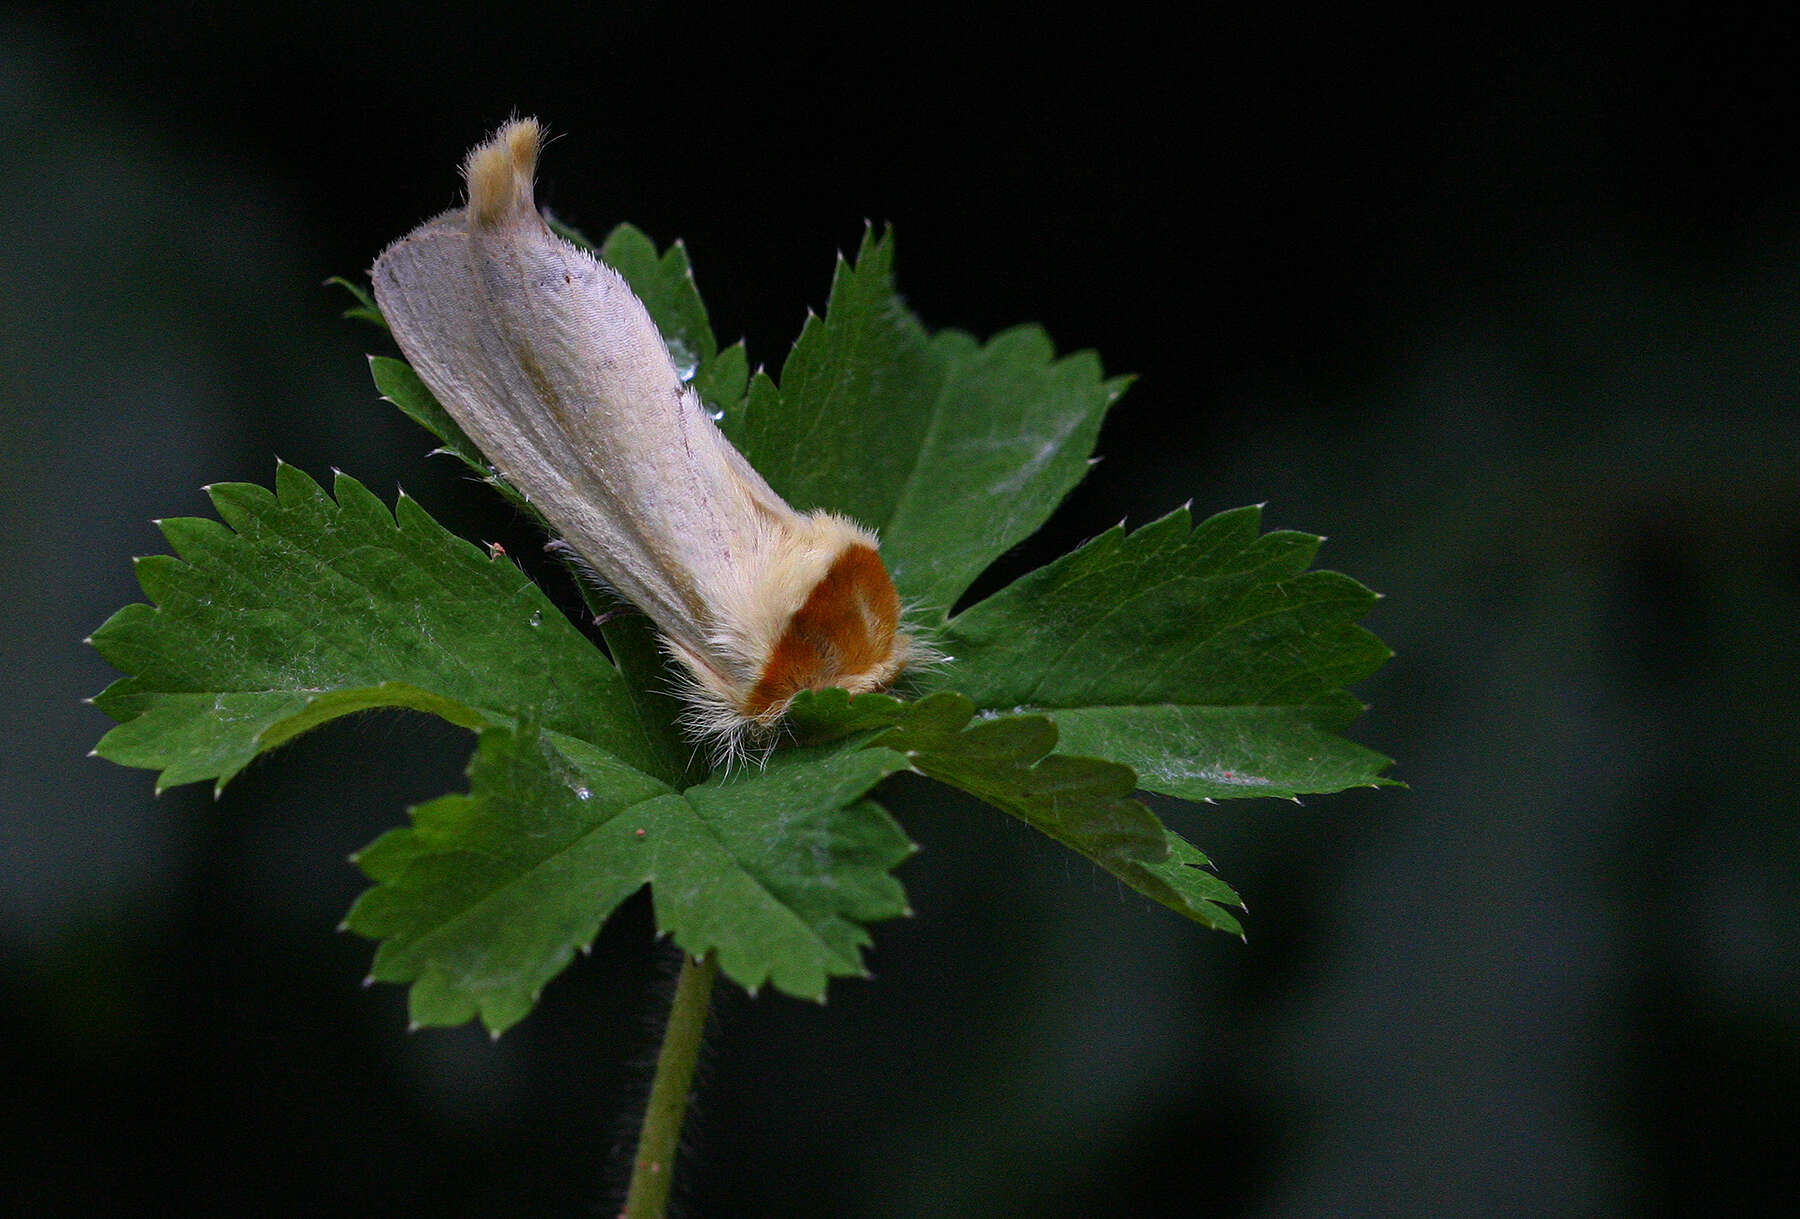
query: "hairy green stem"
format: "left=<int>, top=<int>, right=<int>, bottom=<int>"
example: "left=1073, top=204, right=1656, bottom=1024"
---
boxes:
left=622, top=950, right=718, bottom=1218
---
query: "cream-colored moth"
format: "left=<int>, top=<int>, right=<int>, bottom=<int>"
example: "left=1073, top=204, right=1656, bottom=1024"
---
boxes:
left=372, top=119, right=916, bottom=757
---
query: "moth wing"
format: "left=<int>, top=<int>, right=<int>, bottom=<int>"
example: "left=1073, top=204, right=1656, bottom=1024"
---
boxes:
left=373, top=206, right=796, bottom=673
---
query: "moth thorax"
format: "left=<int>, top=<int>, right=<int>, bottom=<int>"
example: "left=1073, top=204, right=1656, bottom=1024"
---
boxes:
left=743, top=543, right=907, bottom=720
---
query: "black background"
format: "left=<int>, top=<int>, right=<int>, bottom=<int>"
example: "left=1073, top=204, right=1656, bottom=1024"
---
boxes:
left=6, top=3, right=1798, bottom=1215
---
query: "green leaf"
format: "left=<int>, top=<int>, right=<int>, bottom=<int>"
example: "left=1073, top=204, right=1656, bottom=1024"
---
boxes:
left=881, top=328, right=1126, bottom=614
left=595, top=611, right=697, bottom=788
left=89, top=463, right=659, bottom=791
left=93, top=683, right=488, bottom=794
left=695, top=340, right=750, bottom=432
left=731, top=229, right=934, bottom=523
left=787, top=691, right=1244, bottom=933
left=733, top=229, right=1118, bottom=612
left=346, top=720, right=915, bottom=1032
left=325, top=276, right=387, bottom=329
left=1048, top=704, right=1392, bottom=803
left=368, top=355, right=496, bottom=485
left=936, top=505, right=1394, bottom=802
left=786, top=687, right=915, bottom=742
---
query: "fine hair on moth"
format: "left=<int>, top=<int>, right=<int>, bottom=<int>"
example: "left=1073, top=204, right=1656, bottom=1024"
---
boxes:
left=372, top=117, right=925, bottom=763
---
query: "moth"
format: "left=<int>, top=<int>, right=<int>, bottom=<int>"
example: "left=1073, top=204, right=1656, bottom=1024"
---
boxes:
left=372, top=119, right=918, bottom=756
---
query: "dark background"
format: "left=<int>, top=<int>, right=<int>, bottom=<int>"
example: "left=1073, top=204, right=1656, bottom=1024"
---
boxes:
left=6, top=3, right=1797, bottom=1215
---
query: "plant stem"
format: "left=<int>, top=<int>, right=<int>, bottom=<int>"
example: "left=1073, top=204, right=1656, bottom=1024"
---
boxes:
left=622, top=950, right=718, bottom=1218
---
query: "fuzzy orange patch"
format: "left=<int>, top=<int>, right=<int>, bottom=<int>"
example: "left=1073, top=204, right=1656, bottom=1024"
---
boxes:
left=744, top=544, right=903, bottom=720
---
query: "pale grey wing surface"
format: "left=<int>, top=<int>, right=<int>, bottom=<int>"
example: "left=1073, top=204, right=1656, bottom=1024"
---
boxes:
left=371, top=210, right=770, bottom=663
left=466, top=214, right=797, bottom=609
